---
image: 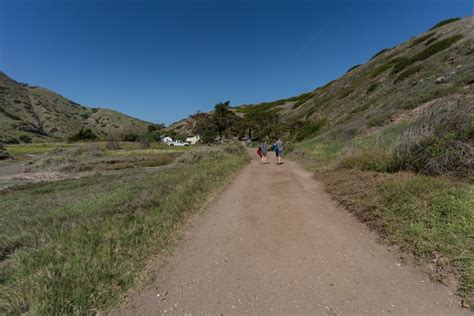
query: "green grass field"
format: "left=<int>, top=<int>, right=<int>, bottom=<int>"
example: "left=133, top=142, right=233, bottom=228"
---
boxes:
left=0, top=143, right=249, bottom=314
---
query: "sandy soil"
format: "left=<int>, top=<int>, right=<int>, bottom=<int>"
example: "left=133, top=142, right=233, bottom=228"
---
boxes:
left=113, top=153, right=469, bottom=315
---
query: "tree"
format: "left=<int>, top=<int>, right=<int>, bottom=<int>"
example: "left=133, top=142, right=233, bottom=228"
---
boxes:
left=190, top=111, right=214, bottom=135
left=241, top=110, right=281, bottom=140
left=147, top=123, right=165, bottom=133
left=212, top=101, right=240, bottom=138
left=201, top=129, right=218, bottom=144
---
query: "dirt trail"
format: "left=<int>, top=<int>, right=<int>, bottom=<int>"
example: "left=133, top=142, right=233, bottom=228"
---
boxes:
left=114, top=153, right=468, bottom=315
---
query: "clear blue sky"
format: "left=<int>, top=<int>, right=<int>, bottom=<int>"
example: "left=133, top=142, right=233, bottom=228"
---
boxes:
left=1, top=0, right=472, bottom=125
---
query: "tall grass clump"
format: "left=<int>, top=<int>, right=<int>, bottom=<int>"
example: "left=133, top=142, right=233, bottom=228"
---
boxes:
left=338, top=146, right=394, bottom=172
left=393, top=102, right=473, bottom=177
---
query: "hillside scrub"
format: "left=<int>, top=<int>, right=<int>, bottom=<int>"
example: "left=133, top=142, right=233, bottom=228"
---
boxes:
left=0, top=143, right=12, bottom=160
left=370, top=48, right=391, bottom=60
left=392, top=34, right=464, bottom=74
left=68, top=128, right=97, bottom=142
left=0, top=143, right=249, bottom=314
left=409, top=32, right=437, bottom=48
left=429, top=17, right=461, bottom=30
left=290, top=120, right=325, bottom=142
left=392, top=102, right=473, bottom=178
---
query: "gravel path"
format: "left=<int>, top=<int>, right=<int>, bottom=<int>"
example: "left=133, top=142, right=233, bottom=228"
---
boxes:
left=113, top=153, right=468, bottom=315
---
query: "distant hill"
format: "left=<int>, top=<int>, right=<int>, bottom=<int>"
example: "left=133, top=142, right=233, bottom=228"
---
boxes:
left=168, top=16, right=473, bottom=142
left=0, top=72, right=154, bottom=142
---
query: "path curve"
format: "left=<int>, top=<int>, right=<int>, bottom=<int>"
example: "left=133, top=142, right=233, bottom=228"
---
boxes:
left=113, top=153, right=468, bottom=315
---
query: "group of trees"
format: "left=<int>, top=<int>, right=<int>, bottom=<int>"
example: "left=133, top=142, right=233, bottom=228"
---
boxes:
left=67, top=123, right=166, bottom=143
left=189, top=101, right=288, bottom=144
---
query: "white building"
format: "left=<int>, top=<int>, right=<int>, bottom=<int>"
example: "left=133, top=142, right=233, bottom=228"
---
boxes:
left=161, top=136, right=172, bottom=144
left=185, top=135, right=200, bottom=145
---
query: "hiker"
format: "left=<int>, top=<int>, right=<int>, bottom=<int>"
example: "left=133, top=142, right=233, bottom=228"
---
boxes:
left=273, top=139, right=284, bottom=164
left=260, top=141, right=268, bottom=163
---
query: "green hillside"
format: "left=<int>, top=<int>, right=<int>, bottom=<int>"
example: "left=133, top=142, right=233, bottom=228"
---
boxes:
left=0, top=72, right=154, bottom=143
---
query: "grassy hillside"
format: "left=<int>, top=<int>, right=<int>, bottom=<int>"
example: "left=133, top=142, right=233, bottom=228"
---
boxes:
left=0, top=72, right=154, bottom=142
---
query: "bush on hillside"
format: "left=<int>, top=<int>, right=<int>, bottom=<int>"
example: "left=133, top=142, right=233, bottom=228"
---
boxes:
left=68, top=128, right=97, bottom=141
left=0, top=143, right=12, bottom=160
left=429, top=17, right=461, bottom=30
left=370, top=48, right=391, bottom=60
left=123, top=133, right=138, bottom=142
left=366, top=82, right=379, bottom=94
left=4, top=137, right=20, bottom=144
left=291, top=120, right=325, bottom=142
left=368, top=61, right=394, bottom=78
left=393, top=102, right=473, bottom=177
left=392, top=34, right=463, bottom=74
left=394, top=65, right=423, bottom=83
left=19, top=135, right=32, bottom=143
left=424, top=36, right=438, bottom=46
left=409, top=32, right=436, bottom=48
left=139, top=138, right=151, bottom=149
left=201, top=129, right=218, bottom=144
left=346, top=64, right=361, bottom=73
left=292, top=92, right=315, bottom=109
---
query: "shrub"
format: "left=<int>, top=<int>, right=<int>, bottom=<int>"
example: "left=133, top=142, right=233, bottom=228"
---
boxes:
left=139, top=138, right=151, bottom=149
left=416, top=34, right=463, bottom=61
left=393, top=102, right=473, bottom=177
left=292, top=92, right=315, bottom=109
left=0, top=142, right=12, bottom=160
left=19, top=135, right=32, bottom=143
left=370, top=48, right=391, bottom=60
left=291, top=120, right=325, bottom=142
left=391, top=56, right=413, bottom=74
left=366, top=82, right=379, bottom=94
left=338, top=146, right=394, bottom=172
left=106, top=132, right=122, bottom=150
left=80, top=113, right=90, bottom=120
left=4, top=137, right=20, bottom=144
left=424, top=36, right=438, bottom=46
left=123, top=133, right=138, bottom=142
left=346, top=64, right=361, bottom=73
left=409, top=32, right=436, bottom=48
left=368, top=62, right=394, bottom=78
left=391, top=34, right=463, bottom=74
left=68, top=128, right=97, bottom=141
left=201, top=129, right=218, bottom=144
left=338, top=87, right=354, bottom=99
left=429, top=17, right=461, bottom=30
left=394, top=65, right=423, bottom=83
